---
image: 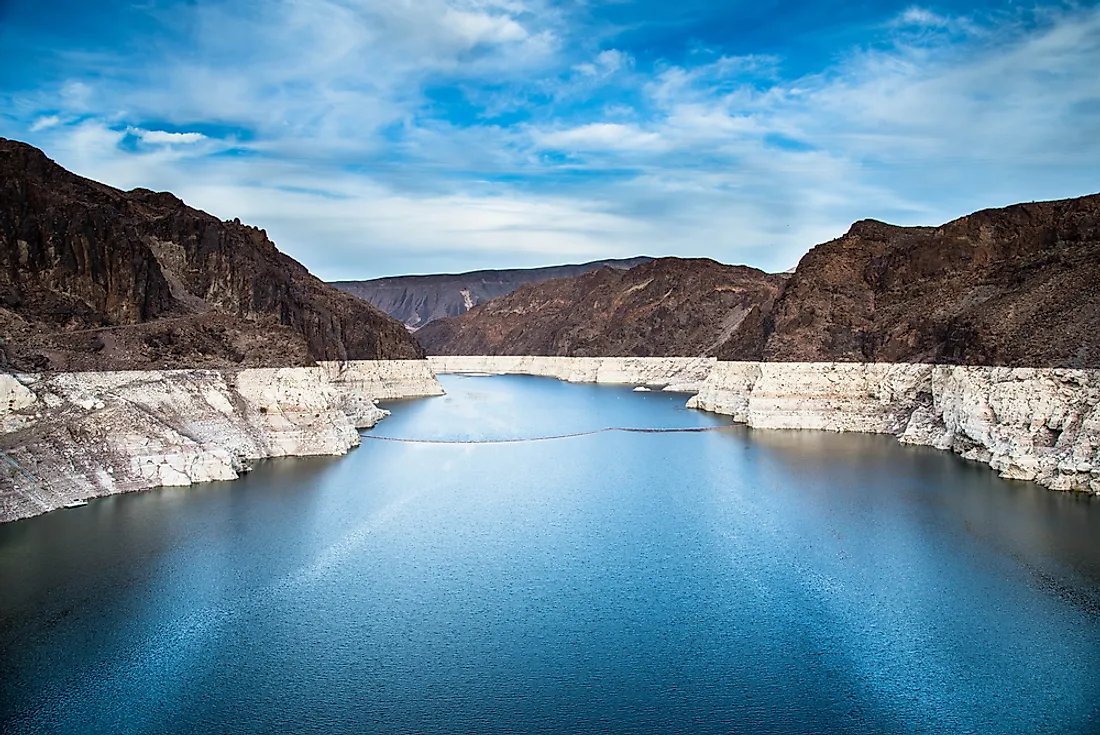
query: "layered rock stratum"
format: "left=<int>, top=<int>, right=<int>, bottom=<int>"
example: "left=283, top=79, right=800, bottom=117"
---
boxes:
left=331, top=257, right=652, bottom=329
left=0, top=361, right=443, bottom=522
left=0, top=139, right=423, bottom=371
left=429, top=355, right=716, bottom=393
left=416, top=258, right=786, bottom=358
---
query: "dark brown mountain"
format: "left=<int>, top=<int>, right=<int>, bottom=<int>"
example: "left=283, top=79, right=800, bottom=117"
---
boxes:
left=416, top=193, right=1100, bottom=367
left=0, top=139, right=423, bottom=371
left=415, top=258, right=786, bottom=358
left=759, top=194, right=1100, bottom=367
left=331, top=257, right=653, bottom=329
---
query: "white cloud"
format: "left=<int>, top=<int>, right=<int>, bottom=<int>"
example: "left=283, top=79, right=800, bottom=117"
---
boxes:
left=8, top=2, right=1100, bottom=278
left=574, top=49, right=632, bottom=76
left=444, top=7, right=528, bottom=45
left=896, top=7, right=953, bottom=28
left=131, top=128, right=207, bottom=145
left=535, top=123, right=663, bottom=152
left=29, top=115, right=60, bottom=132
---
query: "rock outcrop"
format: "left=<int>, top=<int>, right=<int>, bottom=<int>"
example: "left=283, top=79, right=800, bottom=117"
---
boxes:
left=331, top=257, right=652, bottom=329
left=415, top=194, right=1100, bottom=368
left=429, top=355, right=716, bottom=393
left=687, top=362, right=1100, bottom=493
left=0, top=361, right=443, bottom=522
left=416, top=258, right=785, bottom=358
left=0, top=139, right=424, bottom=371
left=758, top=194, right=1100, bottom=366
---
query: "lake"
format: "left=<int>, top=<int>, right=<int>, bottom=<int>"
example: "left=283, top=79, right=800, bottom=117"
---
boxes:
left=2, top=374, right=1099, bottom=734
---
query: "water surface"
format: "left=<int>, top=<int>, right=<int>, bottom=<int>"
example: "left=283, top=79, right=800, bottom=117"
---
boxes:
left=2, top=374, right=1099, bottom=734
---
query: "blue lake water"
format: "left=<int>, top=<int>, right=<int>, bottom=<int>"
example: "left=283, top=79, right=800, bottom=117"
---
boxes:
left=2, top=374, right=1100, bottom=734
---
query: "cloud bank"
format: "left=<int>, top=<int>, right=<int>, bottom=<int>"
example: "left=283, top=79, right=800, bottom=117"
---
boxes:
left=2, top=0, right=1098, bottom=279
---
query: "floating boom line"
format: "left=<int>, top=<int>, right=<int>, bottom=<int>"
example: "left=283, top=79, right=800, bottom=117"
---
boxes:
left=361, top=425, right=735, bottom=445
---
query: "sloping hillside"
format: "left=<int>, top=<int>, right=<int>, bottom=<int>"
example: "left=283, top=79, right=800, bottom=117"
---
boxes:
left=761, top=194, right=1100, bottom=366
left=0, top=139, right=423, bottom=371
left=415, top=258, right=786, bottom=358
left=331, top=257, right=652, bottom=328
left=417, top=193, right=1100, bottom=368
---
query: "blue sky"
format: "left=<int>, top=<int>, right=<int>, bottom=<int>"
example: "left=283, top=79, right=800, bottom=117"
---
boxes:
left=2, top=0, right=1099, bottom=279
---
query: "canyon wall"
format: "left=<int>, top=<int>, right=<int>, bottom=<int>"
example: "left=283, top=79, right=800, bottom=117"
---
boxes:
left=416, top=258, right=785, bottom=360
left=415, top=194, right=1100, bottom=369
left=688, top=362, right=1100, bottom=493
left=428, top=355, right=716, bottom=393
left=333, top=257, right=652, bottom=329
left=0, top=361, right=442, bottom=522
left=0, top=139, right=424, bottom=372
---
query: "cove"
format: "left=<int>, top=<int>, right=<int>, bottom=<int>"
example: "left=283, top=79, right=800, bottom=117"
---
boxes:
left=1, top=374, right=1099, bottom=734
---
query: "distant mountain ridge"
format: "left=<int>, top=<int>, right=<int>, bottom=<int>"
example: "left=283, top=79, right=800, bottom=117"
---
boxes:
left=414, top=193, right=1100, bottom=368
left=0, top=139, right=423, bottom=371
left=331, top=257, right=653, bottom=328
left=414, top=258, right=787, bottom=358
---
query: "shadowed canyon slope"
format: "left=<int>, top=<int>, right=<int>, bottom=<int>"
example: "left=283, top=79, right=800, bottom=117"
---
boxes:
left=417, top=194, right=1100, bottom=368
left=331, top=257, right=652, bottom=329
left=415, top=258, right=787, bottom=358
left=0, top=139, right=423, bottom=371
left=764, top=194, right=1100, bottom=366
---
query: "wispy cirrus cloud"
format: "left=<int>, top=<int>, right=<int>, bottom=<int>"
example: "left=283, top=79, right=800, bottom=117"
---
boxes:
left=2, top=0, right=1098, bottom=278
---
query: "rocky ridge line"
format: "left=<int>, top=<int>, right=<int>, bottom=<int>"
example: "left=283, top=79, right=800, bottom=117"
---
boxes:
left=0, top=139, right=423, bottom=371
left=331, top=257, right=653, bottom=329
left=416, top=193, right=1100, bottom=368
left=416, top=258, right=786, bottom=358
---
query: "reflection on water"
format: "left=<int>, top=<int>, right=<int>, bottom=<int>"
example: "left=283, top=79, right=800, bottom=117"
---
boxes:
left=1, top=374, right=1099, bottom=734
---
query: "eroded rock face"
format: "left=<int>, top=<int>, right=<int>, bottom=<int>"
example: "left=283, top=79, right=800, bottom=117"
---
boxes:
left=688, top=362, right=1100, bottom=493
left=416, top=258, right=785, bottom=358
left=761, top=195, right=1100, bottom=366
left=332, top=257, right=653, bottom=329
left=429, top=355, right=716, bottom=393
left=0, top=139, right=424, bottom=371
left=415, top=194, right=1100, bottom=367
left=0, top=361, right=443, bottom=522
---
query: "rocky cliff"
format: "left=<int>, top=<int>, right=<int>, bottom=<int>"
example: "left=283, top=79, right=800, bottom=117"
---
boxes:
left=331, top=257, right=652, bottom=329
left=758, top=194, right=1100, bottom=366
left=0, top=139, right=423, bottom=371
left=428, top=355, right=716, bottom=393
left=416, top=258, right=786, bottom=358
left=416, top=194, right=1100, bottom=367
left=0, top=361, right=443, bottom=522
left=687, top=361, right=1100, bottom=494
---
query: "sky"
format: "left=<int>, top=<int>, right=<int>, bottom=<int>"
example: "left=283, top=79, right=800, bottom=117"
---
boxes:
left=1, top=1, right=1099, bottom=280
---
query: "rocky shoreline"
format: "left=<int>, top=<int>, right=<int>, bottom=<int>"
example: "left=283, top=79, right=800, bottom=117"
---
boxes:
left=430, top=357, right=1100, bottom=494
left=3, top=356, right=1097, bottom=523
left=0, top=361, right=442, bottom=522
left=427, top=355, right=716, bottom=392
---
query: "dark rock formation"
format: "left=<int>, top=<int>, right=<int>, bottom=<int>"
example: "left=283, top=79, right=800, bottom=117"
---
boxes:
left=331, top=257, right=652, bottom=328
left=415, top=258, right=786, bottom=358
left=416, top=193, right=1100, bottom=367
left=0, top=139, right=423, bottom=371
left=760, top=194, right=1100, bottom=367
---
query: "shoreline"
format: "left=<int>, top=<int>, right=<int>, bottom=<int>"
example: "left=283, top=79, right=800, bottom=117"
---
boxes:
left=429, top=357, right=1100, bottom=495
left=0, top=361, right=443, bottom=523
left=3, top=355, right=1098, bottom=523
